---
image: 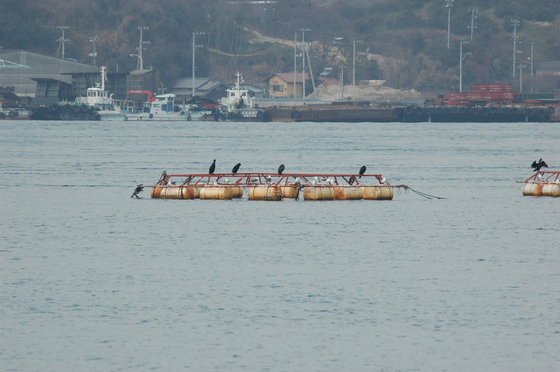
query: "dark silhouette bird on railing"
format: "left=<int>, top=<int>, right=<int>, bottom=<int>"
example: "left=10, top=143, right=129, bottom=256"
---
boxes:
left=182, top=175, right=193, bottom=185
left=349, top=175, right=356, bottom=185
left=209, top=159, right=216, bottom=174
left=359, top=165, right=366, bottom=178
left=532, top=158, right=548, bottom=172
left=232, top=163, right=241, bottom=174
left=278, top=164, right=285, bottom=175
left=131, top=184, right=144, bottom=198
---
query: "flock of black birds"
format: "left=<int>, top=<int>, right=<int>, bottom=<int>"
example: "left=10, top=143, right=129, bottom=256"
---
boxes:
left=208, top=160, right=356, bottom=177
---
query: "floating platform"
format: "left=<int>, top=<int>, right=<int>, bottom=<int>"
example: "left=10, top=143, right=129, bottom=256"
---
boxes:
left=149, top=171, right=404, bottom=201
left=518, top=171, right=560, bottom=197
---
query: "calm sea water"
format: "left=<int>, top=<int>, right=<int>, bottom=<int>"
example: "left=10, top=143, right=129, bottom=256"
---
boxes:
left=1, top=120, right=559, bottom=372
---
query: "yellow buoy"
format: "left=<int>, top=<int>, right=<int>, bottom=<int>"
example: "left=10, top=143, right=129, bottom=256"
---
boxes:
left=542, top=184, right=560, bottom=197
left=280, top=186, right=300, bottom=199
left=303, top=187, right=335, bottom=200
left=361, top=186, right=394, bottom=200
left=334, top=186, right=362, bottom=200
left=248, top=186, right=282, bottom=200
left=199, top=186, right=233, bottom=200
left=522, top=183, right=544, bottom=196
left=231, top=186, right=244, bottom=198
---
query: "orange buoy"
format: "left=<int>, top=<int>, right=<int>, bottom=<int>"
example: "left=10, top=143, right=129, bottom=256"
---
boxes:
left=522, top=182, right=544, bottom=196
left=248, top=186, right=282, bottom=200
left=303, top=187, right=335, bottom=200
left=199, top=186, right=233, bottom=200
left=151, top=187, right=163, bottom=198
left=280, top=186, right=300, bottom=199
left=334, top=186, right=362, bottom=200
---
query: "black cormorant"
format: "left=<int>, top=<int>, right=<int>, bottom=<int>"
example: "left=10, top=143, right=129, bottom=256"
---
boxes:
left=278, top=164, right=285, bottom=175
left=359, top=165, right=366, bottom=178
left=232, top=163, right=241, bottom=174
left=209, top=159, right=216, bottom=174
left=131, top=184, right=144, bottom=198
left=532, top=158, right=548, bottom=171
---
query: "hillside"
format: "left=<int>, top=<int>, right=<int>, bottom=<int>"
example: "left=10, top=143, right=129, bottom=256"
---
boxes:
left=1, top=0, right=559, bottom=94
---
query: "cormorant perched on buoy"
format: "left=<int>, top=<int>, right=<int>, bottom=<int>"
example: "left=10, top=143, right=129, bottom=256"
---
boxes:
left=209, top=159, right=216, bottom=174
left=278, top=164, right=285, bottom=175
left=532, top=158, right=548, bottom=171
left=359, top=165, right=366, bottom=178
left=131, top=184, right=144, bottom=198
left=232, top=163, right=241, bottom=174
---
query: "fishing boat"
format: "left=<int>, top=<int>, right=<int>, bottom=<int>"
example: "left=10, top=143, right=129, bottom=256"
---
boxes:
left=75, top=66, right=131, bottom=121
left=518, top=170, right=560, bottom=197
left=214, top=72, right=270, bottom=121
left=124, top=92, right=211, bottom=121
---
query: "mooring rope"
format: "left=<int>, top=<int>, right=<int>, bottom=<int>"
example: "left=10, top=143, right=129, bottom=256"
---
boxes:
left=404, top=186, right=446, bottom=199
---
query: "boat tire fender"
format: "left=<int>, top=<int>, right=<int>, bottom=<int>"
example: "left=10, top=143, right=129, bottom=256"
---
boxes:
left=291, top=110, right=300, bottom=119
left=149, top=113, right=153, bottom=119
left=187, top=115, right=192, bottom=121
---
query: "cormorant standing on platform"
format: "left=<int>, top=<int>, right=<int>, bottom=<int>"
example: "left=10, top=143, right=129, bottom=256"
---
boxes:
left=131, top=184, right=144, bottom=198
left=278, top=164, right=285, bottom=175
left=359, top=165, right=366, bottom=178
left=532, top=158, right=548, bottom=171
left=232, top=163, right=241, bottom=174
left=209, top=159, right=216, bottom=174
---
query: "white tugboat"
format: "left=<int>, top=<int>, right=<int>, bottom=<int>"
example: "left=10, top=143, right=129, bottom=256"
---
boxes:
left=214, top=72, right=270, bottom=121
left=75, top=66, right=131, bottom=121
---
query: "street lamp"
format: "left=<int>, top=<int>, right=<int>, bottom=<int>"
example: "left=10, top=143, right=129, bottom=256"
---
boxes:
left=299, top=28, right=311, bottom=98
left=192, top=32, right=205, bottom=98
left=130, top=54, right=143, bottom=71
left=459, top=41, right=471, bottom=92
left=352, top=39, right=363, bottom=101
left=89, top=36, right=100, bottom=65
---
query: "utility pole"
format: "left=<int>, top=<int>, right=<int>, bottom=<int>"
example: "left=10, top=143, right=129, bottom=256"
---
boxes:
left=299, top=28, right=311, bottom=98
left=56, top=26, right=69, bottom=59
left=192, top=32, right=205, bottom=98
left=445, top=0, right=454, bottom=49
left=459, top=41, right=471, bottom=92
left=468, top=9, right=477, bottom=42
left=352, top=39, right=363, bottom=101
left=294, top=32, right=297, bottom=98
left=137, top=26, right=149, bottom=70
left=89, top=36, right=100, bottom=65
left=530, top=41, right=534, bottom=92
left=511, top=19, right=521, bottom=79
